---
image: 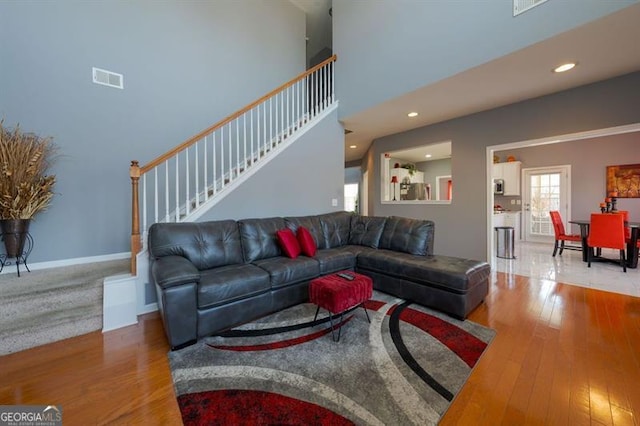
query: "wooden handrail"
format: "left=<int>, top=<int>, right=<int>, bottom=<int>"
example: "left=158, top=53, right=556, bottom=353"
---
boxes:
left=129, top=55, right=337, bottom=273
left=139, top=54, right=337, bottom=174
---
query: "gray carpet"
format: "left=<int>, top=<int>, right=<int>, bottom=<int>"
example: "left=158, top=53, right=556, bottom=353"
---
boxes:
left=170, top=291, right=495, bottom=425
left=0, top=259, right=129, bottom=355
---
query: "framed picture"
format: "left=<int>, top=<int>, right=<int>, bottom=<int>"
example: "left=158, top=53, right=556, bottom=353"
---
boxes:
left=606, top=163, right=640, bottom=198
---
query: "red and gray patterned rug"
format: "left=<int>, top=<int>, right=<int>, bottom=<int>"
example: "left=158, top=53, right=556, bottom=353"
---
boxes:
left=168, top=291, right=495, bottom=425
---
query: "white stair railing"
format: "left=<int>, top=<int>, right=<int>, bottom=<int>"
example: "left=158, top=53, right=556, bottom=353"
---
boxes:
left=129, top=55, right=337, bottom=273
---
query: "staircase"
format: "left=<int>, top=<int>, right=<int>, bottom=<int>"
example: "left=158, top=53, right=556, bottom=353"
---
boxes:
left=128, top=55, right=337, bottom=274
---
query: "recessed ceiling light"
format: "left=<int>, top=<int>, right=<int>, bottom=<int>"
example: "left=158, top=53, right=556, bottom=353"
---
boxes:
left=407, top=112, right=418, bottom=117
left=349, top=145, right=357, bottom=149
left=425, top=154, right=432, bottom=158
left=553, top=62, right=576, bottom=73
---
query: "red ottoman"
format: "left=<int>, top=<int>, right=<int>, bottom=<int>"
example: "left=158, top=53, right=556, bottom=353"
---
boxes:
left=309, top=271, right=373, bottom=341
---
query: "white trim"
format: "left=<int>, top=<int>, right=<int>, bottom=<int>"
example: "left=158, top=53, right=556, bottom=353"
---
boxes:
left=435, top=175, right=452, bottom=201
left=0, top=251, right=130, bottom=275
left=486, top=122, right=640, bottom=262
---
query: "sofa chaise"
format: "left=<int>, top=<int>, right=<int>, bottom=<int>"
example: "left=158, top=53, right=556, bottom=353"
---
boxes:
left=148, top=211, right=490, bottom=349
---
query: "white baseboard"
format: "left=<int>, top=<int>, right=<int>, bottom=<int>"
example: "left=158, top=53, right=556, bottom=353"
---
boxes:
left=0, top=251, right=131, bottom=275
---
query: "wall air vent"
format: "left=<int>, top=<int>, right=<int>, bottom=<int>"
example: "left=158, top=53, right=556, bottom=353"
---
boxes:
left=92, top=67, right=124, bottom=89
left=513, top=0, right=549, bottom=16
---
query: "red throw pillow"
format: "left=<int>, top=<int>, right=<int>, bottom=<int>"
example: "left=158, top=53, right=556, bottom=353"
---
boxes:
left=297, top=226, right=317, bottom=257
left=276, top=228, right=301, bottom=259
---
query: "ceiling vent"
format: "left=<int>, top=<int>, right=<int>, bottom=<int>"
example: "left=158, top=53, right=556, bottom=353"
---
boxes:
left=513, top=0, right=549, bottom=16
left=92, top=67, right=123, bottom=89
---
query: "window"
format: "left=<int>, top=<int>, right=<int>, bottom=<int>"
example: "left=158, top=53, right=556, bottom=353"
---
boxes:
left=381, top=141, right=452, bottom=203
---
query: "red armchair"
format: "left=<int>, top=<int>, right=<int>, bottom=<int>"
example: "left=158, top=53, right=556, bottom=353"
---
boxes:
left=588, top=213, right=627, bottom=272
left=549, top=211, right=581, bottom=257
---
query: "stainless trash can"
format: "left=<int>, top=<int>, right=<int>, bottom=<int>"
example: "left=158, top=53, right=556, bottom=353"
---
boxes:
left=495, top=226, right=515, bottom=259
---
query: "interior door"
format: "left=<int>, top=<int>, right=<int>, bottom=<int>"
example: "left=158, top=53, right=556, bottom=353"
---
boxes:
left=523, top=166, right=571, bottom=242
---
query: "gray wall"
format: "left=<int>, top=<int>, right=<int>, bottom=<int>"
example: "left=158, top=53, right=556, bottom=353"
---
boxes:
left=333, top=0, right=637, bottom=118
left=0, top=0, right=305, bottom=263
left=345, top=166, right=361, bottom=185
left=365, top=72, right=640, bottom=261
left=496, top=133, right=640, bottom=222
left=199, top=108, right=345, bottom=220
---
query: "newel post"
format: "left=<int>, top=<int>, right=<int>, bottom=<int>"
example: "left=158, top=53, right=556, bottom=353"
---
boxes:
left=130, top=160, right=141, bottom=274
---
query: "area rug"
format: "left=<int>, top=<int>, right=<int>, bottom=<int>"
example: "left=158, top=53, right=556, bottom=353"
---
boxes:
left=169, top=291, right=495, bottom=425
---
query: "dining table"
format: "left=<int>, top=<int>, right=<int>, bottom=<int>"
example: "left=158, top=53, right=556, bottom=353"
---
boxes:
left=569, top=219, right=640, bottom=269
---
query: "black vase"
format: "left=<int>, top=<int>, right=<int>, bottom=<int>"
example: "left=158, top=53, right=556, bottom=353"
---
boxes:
left=1, top=219, right=31, bottom=258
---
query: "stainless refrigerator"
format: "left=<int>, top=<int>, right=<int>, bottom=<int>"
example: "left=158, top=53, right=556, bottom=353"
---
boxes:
left=400, top=183, right=430, bottom=200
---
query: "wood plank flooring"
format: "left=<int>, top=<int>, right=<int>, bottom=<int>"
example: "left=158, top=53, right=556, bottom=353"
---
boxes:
left=1, top=271, right=639, bottom=425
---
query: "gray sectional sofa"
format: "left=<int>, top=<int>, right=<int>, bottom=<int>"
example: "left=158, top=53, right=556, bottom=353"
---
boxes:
left=148, top=211, right=490, bottom=349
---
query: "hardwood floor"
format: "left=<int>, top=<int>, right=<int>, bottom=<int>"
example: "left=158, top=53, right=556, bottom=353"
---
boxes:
left=1, top=271, right=639, bottom=425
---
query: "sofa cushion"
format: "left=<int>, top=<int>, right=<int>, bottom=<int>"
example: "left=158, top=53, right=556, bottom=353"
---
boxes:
left=238, top=217, right=286, bottom=262
left=318, top=211, right=353, bottom=248
left=197, top=263, right=271, bottom=309
left=357, top=250, right=489, bottom=294
left=252, top=256, right=320, bottom=289
left=276, top=228, right=301, bottom=258
left=284, top=216, right=324, bottom=249
left=379, top=216, right=434, bottom=256
left=148, top=220, right=243, bottom=270
left=314, top=248, right=357, bottom=274
left=349, top=215, right=387, bottom=248
left=297, top=226, right=317, bottom=257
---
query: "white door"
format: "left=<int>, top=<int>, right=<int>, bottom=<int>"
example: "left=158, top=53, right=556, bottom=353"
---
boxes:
left=523, top=166, right=571, bottom=242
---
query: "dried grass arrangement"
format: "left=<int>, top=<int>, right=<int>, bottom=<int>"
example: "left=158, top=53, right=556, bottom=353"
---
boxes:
left=0, top=121, right=57, bottom=220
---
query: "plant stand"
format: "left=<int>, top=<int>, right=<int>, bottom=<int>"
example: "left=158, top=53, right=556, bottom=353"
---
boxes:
left=0, top=231, right=33, bottom=277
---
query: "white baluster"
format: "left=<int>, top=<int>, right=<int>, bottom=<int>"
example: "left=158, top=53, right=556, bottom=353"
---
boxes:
left=331, top=61, right=335, bottom=104
left=257, top=103, right=262, bottom=158
left=154, top=168, right=158, bottom=224
left=263, top=100, right=267, bottom=152
left=297, top=80, right=301, bottom=126
left=274, top=94, right=279, bottom=146
left=220, top=126, right=225, bottom=188
left=185, top=148, right=190, bottom=215
left=313, top=69, right=318, bottom=117
left=195, top=142, right=199, bottom=209
left=175, top=156, right=179, bottom=221
left=142, top=174, right=147, bottom=231
left=243, top=113, right=247, bottom=170
left=269, top=97, right=273, bottom=148
left=164, top=161, right=169, bottom=222
left=228, top=123, right=233, bottom=182
left=285, top=86, right=291, bottom=136
left=203, top=135, right=208, bottom=202
left=250, top=109, right=254, bottom=162
left=212, top=131, right=217, bottom=195
left=280, top=91, right=284, bottom=141
left=236, top=119, right=240, bottom=177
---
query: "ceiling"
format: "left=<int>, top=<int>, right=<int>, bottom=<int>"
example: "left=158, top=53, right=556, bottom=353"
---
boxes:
left=387, top=141, right=451, bottom=164
left=342, top=3, right=640, bottom=163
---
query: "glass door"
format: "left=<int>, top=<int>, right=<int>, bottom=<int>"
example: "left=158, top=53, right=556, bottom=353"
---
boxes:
left=523, top=166, right=571, bottom=242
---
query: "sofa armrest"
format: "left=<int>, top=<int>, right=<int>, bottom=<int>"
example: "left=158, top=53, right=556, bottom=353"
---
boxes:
left=152, top=255, right=200, bottom=289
